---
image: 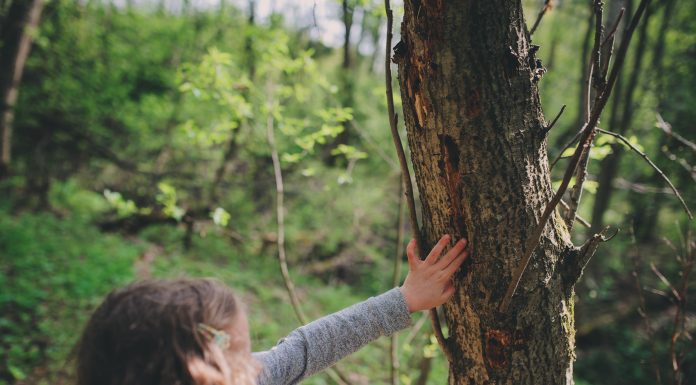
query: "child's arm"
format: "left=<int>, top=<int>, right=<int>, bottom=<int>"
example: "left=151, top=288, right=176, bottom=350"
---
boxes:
left=253, top=235, right=469, bottom=385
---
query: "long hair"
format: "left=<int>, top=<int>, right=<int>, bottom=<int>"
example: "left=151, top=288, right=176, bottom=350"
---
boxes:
left=76, top=278, right=258, bottom=385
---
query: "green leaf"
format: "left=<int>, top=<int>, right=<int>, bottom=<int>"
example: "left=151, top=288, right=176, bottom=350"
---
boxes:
left=8, top=364, right=26, bottom=380
left=211, top=208, right=231, bottom=227
left=560, top=146, right=577, bottom=158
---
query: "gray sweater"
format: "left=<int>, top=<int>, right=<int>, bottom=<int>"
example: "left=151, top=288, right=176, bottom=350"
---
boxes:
left=253, top=288, right=412, bottom=385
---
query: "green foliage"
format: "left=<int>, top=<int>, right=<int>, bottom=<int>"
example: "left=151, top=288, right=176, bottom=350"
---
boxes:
left=104, top=189, right=151, bottom=217
left=0, top=207, right=140, bottom=384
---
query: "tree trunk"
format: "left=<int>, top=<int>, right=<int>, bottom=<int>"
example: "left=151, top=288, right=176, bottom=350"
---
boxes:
left=0, top=0, right=45, bottom=180
left=209, top=0, right=255, bottom=203
left=323, top=0, right=355, bottom=165
left=342, top=0, right=353, bottom=70
left=395, top=1, right=580, bottom=384
left=628, top=0, right=677, bottom=243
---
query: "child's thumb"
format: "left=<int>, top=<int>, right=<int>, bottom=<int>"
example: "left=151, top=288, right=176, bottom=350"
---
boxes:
left=406, top=239, right=418, bottom=268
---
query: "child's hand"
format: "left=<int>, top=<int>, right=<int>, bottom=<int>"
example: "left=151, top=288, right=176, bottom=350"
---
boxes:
left=400, top=235, right=469, bottom=313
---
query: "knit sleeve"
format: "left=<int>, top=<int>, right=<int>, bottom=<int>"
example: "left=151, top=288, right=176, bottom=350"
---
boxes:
left=253, top=287, right=412, bottom=385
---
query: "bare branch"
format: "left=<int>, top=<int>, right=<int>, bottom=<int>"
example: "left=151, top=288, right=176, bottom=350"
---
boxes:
left=391, top=186, right=406, bottom=385
left=551, top=128, right=583, bottom=170
left=266, top=97, right=308, bottom=324
left=529, top=0, right=554, bottom=37
left=266, top=93, right=351, bottom=385
left=656, top=113, right=696, bottom=153
left=650, top=262, right=681, bottom=301
left=632, top=247, right=664, bottom=385
left=403, top=311, right=429, bottom=347
left=602, top=8, right=625, bottom=48
left=662, top=148, right=696, bottom=182
left=558, top=198, right=591, bottom=228
left=564, top=0, right=608, bottom=230
left=384, top=0, right=452, bottom=361
left=614, top=177, right=673, bottom=194
left=599, top=10, right=623, bottom=84
left=597, top=128, right=692, bottom=219
left=348, top=119, right=400, bottom=170
left=561, top=227, right=615, bottom=289
left=542, top=104, right=566, bottom=136
left=500, top=0, right=654, bottom=312
left=565, top=145, right=592, bottom=231
left=591, top=0, right=604, bottom=91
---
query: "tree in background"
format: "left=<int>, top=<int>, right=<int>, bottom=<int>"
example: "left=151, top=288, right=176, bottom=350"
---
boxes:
left=0, top=0, right=45, bottom=179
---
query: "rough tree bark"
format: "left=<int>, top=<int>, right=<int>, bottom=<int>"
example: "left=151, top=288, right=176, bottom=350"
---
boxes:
left=0, top=0, right=45, bottom=180
left=395, top=1, right=584, bottom=384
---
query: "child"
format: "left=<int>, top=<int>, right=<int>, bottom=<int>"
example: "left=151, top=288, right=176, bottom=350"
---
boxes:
left=76, top=235, right=469, bottom=385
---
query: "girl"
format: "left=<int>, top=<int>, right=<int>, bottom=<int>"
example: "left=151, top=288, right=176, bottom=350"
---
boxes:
left=76, top=235, right=469, bottom=385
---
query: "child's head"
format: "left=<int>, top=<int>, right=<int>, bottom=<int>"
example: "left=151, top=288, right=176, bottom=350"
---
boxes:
left=76, top=278, right=260, bottom=385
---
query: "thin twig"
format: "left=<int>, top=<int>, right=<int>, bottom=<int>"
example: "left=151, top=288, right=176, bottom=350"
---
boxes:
left=267, top=98, right=308, bottom=324
left=599, top=10, right=623, bottom=87
left=591, top=0, right=604, bottom=91
left=602, top=8, right=625, bottom=48
left=542, top=104, right=566, bottom=136
left=500, top=0, right=653, bottom=312
left=529, top=0, right=553, bottom=36
left=403, top=311, right=429, bottom=347
left=561, top=0, right=611, bottom=231
left=672, top=233, right=694, bottom=383
left=662, top=148, right=696, bottom=182
left=384, top=3, right=423, bottom=260
left=266, top=93, right=351, bottom=385
left=384, top=0, right=452, bottom=362
left=597, top=128, right=693, bottom=219
left=563, top=226, right=620, bottom=286
left=650, top=262, right=681, bottom=301
left=390, top=185, right=406, bottom=385
left=551, top=128, right=583, bottom=170
left=631, top=237, right=663, bottom=385
left=558, top=198, right=591, bottom=228
left=614, top=177, right=672, bottom=194
left=656, top=113, right=696, bottom=153
left=348, top=120, right=400, bottom=170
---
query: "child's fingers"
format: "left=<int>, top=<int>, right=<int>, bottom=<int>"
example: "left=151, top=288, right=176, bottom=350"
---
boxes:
left=406, top=239, right=419, bottom=269
left=442, top=249, right=469, bottom=278
left=424, top=234, right=451, bottom=264
left=435, top=239, right=467, bottom=269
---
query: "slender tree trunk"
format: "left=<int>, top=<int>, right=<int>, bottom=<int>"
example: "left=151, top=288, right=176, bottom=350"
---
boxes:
left=342, top=0, right=353, bottom=70
left=555, top=3, right=593, bottom=149
left=339, top=0, right=355, bottom=146
left=0, top=0, right=45, bottom=180
left=628, top=0, right=676, bottom=242
left=368, top=13, right=382, bottom=73
left=323, top=0, right=355, bottom=165
left=395, top=1, right=580, bottom=383
left=209, top=0, right=255, bottom=203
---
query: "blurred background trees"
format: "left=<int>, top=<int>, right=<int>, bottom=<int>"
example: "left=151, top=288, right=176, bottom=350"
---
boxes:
left=0, top=0, right=693, bottom=384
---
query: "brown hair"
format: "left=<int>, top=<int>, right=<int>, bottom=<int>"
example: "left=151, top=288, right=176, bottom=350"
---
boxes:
left=76, top=278, right=258, bottom=385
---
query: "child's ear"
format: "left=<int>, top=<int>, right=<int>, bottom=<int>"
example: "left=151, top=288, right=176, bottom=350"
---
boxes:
left=186, top=351, right=229, bottom=385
